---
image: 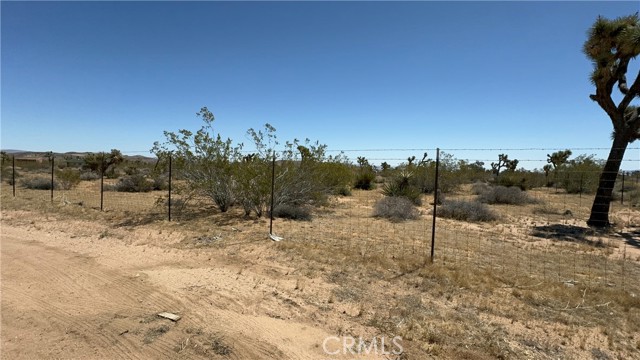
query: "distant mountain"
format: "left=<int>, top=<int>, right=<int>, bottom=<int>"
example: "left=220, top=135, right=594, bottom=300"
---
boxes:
left=1, top=150, right=156, bottom=162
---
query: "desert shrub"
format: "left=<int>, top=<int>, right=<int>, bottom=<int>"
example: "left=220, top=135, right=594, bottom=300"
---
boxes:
left=336, top=186, right=352, bottom=196
left=110, top=174, right=152, bottom=192
left=373, top=196, right=420, bottom=221
left=382, top=175, right=422, bottom=205
left=56, top=168, right=81, bottom=190
left=628, top=188, right=640, bottom=207
left=471, top=181, right=490, bottom=195
left=104, top=168, right=120, bottom=179
left=4, top=169, right=19, bottom=185
left=151, top=174, right=169, bottom=191
left=272, top=204, right=312, bottom=221
left=556, top=155, right=602, bottom=194
left=437, top=200, right=497, bottom=222
left=317, top=161, right=354, bottom=194
left=80, top=171, right=101, bottom=181
left=478, top=186, right=535, bottom=205
left=354, top=170, right=376, bottom=190
left=495, top=170, right=544, bottom=190
left=532, top=204, right=563, bottom=215
left=21, top=177, right=57, bottom=190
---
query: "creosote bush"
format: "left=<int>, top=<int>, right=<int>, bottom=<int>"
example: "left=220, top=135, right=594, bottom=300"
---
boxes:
left=478, top=185, right=536, bottom=205
left=21, top=177, right=57, bottom=190
left=80, top=171, right=101, bottom=181
left=437, top=200, right=498, bottom=222
left=56, top=168, right=81, bottom=190
left=272, top=204, right=312, bottom=221
left=373, top=196, right=420, bottom=221
left=109, top=174, right=153, bottom=192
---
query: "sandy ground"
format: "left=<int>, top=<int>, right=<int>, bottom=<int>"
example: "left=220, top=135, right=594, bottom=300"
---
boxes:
left=1, top=214, right=389, bottom=360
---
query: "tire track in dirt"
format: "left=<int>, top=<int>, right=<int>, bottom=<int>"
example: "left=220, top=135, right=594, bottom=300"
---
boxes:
left=1, top=225, right=334, bottom=360
left=1, top=230, right=185, bottom=359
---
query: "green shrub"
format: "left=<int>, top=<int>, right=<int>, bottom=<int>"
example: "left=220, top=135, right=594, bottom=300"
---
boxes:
left=556, top=155, right=602, bottom=194
left=478, top=186, right=535, bottom=205
left=21, top=177, right=56, bottom=190
left=272, top=204, right=312, bottom=221
left=335, top=186, right=352, bottom=196
left=437, top=200, right=497, bottom=222
left=494, top=170, right=544, bottom=190
left=56, top=168, right=81, bottom=190
left=373, top=196, right=420, bottom=221
left=354, top=170, right=376, bottom=190
left=151, top=174, right=169, bottom=191
left=110, top=174, right=152, bottom=192
left=382, top=175, right=422, bottom=205
left=317, top=162, right=354, bottom=194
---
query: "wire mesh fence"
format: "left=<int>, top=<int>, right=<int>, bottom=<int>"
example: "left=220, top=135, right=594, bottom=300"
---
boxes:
left=1, top=147, right=639, bottom=293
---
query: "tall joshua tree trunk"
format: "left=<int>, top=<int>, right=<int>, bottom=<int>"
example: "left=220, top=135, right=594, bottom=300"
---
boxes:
left=587, top=131, right=628, bottom=227
left=583, top=14, right=640, bottom=228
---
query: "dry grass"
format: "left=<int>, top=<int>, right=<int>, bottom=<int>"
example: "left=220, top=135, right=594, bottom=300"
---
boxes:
left=2, top=179, right=640, bottom=358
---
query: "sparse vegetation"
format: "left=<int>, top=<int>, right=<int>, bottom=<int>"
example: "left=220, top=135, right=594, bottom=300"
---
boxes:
left=373, top=196, right=420, bottom=221
left=353, top=157, right=376, bottom=190
left=272, top=204, right=312, bottom=221
left=79, top=171, right=101, bottom=181
left=108, top=174, right=153, bottom=192
left=55, top=168, right=81, bottom=190
left=382, top=172, right=423, bottom=205
left=21, top=177, right=56, bottom=190
left=478, top=185, right=536, bottom=205
left=437, top=199, right=498, bottom=222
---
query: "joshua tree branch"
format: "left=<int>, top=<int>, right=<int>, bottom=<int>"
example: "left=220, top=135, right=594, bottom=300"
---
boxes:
left=618, top=70, right=640, bottom=113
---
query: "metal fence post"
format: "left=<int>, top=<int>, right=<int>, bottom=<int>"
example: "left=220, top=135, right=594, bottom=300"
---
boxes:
left=430, top=148, right=440, bottom=264
left=168, top=154, right=172, bottom=222
left=269, top=153, right=276, bottom=235
left=12, top=155, right=16, bottom=197
left=100, top=156, right=104, bottom=211
left=50, top=153, right=54, bottom=202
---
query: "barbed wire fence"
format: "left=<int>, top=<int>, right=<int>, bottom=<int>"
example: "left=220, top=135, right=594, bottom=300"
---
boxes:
left=2, top=147, right=639, bottom=292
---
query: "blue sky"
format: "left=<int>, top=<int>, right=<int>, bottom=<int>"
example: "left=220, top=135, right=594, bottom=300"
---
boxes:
left=2, top=1, right=639, bottom=169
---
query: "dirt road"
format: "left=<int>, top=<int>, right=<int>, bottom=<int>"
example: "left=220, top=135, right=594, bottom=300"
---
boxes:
left=1, top=221, right=368, bottom=360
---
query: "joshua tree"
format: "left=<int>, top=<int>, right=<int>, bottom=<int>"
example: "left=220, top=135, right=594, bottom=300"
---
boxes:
left=491, top=154, right=518, bottom=176
left=547, top=150, right=572, bottom=170
left=83, top=149, right=123, bottom=175
left=584, top=13, right=640, bottom=227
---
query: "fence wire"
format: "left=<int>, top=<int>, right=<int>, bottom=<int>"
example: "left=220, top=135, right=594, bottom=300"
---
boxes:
left=2, top=148, right=639, bottom=294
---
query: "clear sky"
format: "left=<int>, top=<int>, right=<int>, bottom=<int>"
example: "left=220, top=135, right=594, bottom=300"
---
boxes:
left=2, top=1, right=639, bottom=169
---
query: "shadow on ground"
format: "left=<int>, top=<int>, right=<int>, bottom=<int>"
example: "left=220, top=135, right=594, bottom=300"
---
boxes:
left=618, top=229, right=640, bottom=250
left=530, top=224, right=606, bottom=247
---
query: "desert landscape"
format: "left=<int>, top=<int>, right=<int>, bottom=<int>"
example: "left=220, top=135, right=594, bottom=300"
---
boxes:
left=2, top=173, right=640, bottom=359
left=3, top=3, right=640, bottom=359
